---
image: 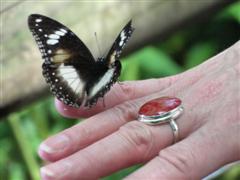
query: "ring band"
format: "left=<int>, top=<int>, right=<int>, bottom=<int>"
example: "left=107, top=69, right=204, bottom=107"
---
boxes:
left=169, top=118, right=179, bottom=143
left=138, top=97, right=183, bottom=144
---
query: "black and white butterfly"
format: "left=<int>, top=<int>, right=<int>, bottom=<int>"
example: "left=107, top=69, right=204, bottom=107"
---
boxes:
left=28, top=14, right=134, bottom=108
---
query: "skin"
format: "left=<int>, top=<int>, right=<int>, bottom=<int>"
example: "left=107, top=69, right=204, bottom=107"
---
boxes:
left=39, top=41, right=240, bottom=180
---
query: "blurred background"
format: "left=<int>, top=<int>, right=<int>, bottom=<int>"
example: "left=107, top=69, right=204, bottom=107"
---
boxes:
left=0, top=0, right=239, bottom=179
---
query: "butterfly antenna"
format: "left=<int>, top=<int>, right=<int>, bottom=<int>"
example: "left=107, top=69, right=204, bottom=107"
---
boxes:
left=94, top=32, right=102, bottom=56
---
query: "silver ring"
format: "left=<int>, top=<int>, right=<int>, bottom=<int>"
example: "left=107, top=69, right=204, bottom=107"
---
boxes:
left=137, top=97, right=184, bottom=144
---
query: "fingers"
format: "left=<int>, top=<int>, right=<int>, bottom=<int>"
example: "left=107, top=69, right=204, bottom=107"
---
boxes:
left=39, top=94, right=201, bottom=179
left=125, top=125, right=239, bottom=180
left=55, top=77, right=177, bottom=118
left=39, top=100, right=141, bottom=162
left=40, top=121, right=175, bottom=179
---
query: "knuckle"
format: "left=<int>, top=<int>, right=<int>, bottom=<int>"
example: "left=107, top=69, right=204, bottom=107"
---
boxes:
left=119, top=81, right=137, bottom=100
left=60, top=131, right=76, bottom=149
left=112, top=101, right=139, bottom=123
left=155, top=76, right=178, bottom=91
left=62, top=126, right=90, bottom=151
left=118, top=121, right=155, bottom=161
left=158, top=145, right=195, bottom=179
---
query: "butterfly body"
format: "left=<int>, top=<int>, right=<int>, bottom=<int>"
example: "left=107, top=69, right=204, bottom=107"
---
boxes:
left=28, top=14, right=133, bottom=108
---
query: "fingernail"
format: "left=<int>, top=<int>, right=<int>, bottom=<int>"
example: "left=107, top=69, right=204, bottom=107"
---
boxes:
left=40, top=167, right=54, bottom=180
left=39, top=134, right=69, bottom=154
left=40, top=162, right=71, bottom=180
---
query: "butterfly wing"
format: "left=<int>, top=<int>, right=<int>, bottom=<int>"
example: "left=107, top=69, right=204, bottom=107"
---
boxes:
left=28, top=14, right=96, bottom=107
left=85, top=20, right=134, bottom=106
left=105, top=20, right=134, bottom=66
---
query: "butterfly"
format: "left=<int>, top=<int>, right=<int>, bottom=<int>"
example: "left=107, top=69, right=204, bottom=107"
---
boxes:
left=28, top=14, right=134, bottom=108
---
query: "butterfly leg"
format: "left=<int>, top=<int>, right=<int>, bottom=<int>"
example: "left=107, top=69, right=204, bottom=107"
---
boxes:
left=101, top=97, right=106, bottom=108
left=117, top=81, right=124, bottom=86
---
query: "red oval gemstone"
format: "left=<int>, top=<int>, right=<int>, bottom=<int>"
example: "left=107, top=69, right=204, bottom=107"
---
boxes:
left=139, top=97, right=181, bottom=116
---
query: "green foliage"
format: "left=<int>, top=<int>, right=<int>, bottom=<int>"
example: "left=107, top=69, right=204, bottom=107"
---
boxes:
left=121, top=46, right=182, bottom=81
left=103, top=165, right=141, bottom=180
left=8, top=113, right=40, bottom=180
left=0, top=2, right=239, bottom=180
left=184, top=41, right=218, bottom=69
left=219, top=1, right=240, bottom=23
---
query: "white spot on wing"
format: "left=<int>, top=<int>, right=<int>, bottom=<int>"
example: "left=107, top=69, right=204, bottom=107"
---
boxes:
left=60, top=28, right=67, bottom=33
left=119, top=40, right=124, bottom=46
left=89, top=68, right=115, bottom=97
left=58, top=65, right=85, bottom=95
left=35, top=19, right=42, bottom=23
left=120, top=31, right=126, bottom=40
left=47, top=39, right=58, bottom=45
left=119, top=31, right=127, bottom=47
left=49, top=34, right=60, bottom=39
left=109, top=51, right=117, bottom=64
left=55, top=30, right=65, bottom=36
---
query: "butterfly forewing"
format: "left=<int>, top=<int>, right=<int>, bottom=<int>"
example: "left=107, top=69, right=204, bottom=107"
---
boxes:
left=105, top=20, right=134, bottom=66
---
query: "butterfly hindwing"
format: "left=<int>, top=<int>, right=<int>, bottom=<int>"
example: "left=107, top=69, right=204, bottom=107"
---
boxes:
left=85, top=60, right=122, bottom=107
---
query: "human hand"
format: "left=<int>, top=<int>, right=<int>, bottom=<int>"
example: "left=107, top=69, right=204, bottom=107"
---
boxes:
left=38, top=41, right=240, bottom=179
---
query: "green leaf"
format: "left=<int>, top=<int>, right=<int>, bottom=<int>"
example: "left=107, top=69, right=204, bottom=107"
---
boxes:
left=136, top=46, right=182, bottom=78
left=8, top=113, right=40, bottom=180
left=0, top=138, right=12, bottom=164
left=29, top=99, right=50, bottom=139
left=102, top=165, right=140, bottom=180
left=159, top=31, right=187, bottom=54
left=184, top=41, right=217, bottom=69
left=121, top=46, right=182, bottom=81
left=218, top=2, right=240, bottom=23
left=9, top=163, right=26, bottom=180
left=227, top=2, right=240, bottom=23
left=120, top=55, right=140, bottom=81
